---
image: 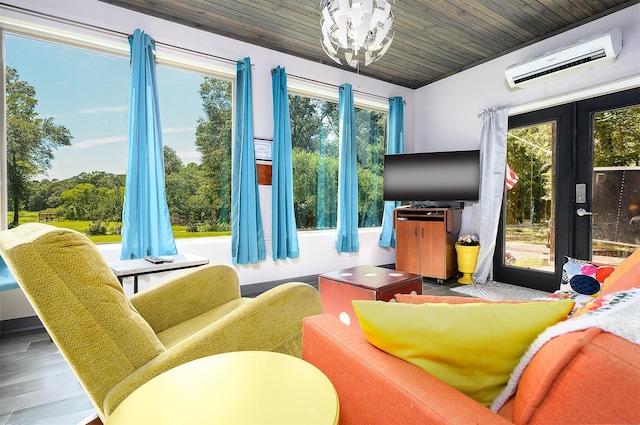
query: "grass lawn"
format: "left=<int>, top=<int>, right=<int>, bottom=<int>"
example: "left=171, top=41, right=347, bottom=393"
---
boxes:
left=7, top=212, right=230, bottom=244
left=505, top=224, right=548, bottom=244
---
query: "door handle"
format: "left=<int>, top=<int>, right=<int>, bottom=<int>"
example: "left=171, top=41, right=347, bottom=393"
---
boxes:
left=576, top=208, right=593, bottom=217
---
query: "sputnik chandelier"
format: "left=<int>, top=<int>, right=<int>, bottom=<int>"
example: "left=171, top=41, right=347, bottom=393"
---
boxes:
left=320, top=0, right=395, bottom=68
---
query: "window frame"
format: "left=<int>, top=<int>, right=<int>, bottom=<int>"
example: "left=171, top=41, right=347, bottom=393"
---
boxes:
left=0, top=16, right=236, bottom=233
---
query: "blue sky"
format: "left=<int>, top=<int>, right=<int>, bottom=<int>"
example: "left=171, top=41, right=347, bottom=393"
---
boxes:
left=6, top=33, right=205, bottom=181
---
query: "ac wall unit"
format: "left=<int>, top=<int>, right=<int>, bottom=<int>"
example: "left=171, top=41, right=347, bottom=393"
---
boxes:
left=505, top=28, right=622, bottom=88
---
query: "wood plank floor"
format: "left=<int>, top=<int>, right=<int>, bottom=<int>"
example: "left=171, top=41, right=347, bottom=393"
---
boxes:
left=0, top=331, right=94, bottom=425
left=0, top=277, right=463, bottom=424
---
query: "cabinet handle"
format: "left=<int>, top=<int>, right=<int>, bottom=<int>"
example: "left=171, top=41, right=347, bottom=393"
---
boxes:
left=421, top=227, right=424, bottom=238
left=414, top=227, right=417, bottom=237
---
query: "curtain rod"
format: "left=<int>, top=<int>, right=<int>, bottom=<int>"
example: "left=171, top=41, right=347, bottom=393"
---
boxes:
left=287, top=73, right=405, bottom=104
left=0, top=2, right=244, bottom=66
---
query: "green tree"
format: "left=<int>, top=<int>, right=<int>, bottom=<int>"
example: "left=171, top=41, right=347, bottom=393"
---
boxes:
left=165, top=161, right=208, bottom=229
left=290, top=95, right=340, bottom=229
left=73, top=171, right=126, bottom=190
left=6, top=67, right=71, bottom=226
left=91, top=186, right=124, bottom=222
left=292, top=149, right=319, bottom=229
left=289, top=95, right=325, bottom=153
left=60, top=183, right=95, bottom=220
left=28, top=178, right=57, bottom=212
left=194, top=77, right=232, bottom=231
left=163, top=145, right=184, bottom=175
left=29, top=178, right=77, bottom=213
left=593, top=106, right=640, bottom=167
left=355, top=107, right=387, bottom=227
left=506, top=124, right=553, bottom=225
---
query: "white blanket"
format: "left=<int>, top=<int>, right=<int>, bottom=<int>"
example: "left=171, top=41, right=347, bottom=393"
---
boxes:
left=491, top=287, right=640, bottom=412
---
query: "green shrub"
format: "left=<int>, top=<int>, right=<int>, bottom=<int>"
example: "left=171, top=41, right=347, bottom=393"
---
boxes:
left=86, top=221, right=107, bottom=236
left=109, top=222, right=122, bottom=235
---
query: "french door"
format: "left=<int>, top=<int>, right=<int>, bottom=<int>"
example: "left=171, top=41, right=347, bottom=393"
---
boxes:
left=494, top=88, right=640, bottom=292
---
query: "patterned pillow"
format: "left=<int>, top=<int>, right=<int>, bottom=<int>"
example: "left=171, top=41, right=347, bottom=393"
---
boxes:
left=561, top=256, right=615, bottom=296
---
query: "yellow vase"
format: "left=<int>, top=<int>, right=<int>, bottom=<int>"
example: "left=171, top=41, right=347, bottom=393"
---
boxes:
left=455, top=244, right=480, bottom=284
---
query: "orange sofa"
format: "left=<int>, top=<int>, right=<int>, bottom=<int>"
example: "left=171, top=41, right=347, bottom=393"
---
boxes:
left=302, top=250, right=640, bottom=425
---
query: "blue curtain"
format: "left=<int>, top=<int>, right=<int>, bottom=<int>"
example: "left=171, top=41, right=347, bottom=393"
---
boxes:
left=271, top=66, right=299, bottom=260
left=336, top=83, right=359, bottom=253
left=0, top=256, right=19, bottom=292
left=231, top=57, right=266, bottom=264
left=379, top=96, right=404, bottom=248
left=121, top=29, right=176, bottom=260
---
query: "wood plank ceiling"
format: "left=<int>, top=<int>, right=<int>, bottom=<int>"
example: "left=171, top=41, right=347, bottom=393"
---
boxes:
left=98, top=0, right=638, bottom=89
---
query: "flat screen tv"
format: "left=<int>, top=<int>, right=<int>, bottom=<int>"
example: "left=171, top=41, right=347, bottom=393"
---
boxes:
left=383, top=150, right=480, bottom=205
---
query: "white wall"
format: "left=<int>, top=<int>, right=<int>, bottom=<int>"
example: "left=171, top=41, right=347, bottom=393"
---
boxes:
left=413, top=4, right=640, bottom=153
left=0, top=0, right=413, bottom=320
left=413, top=4, right=640, bottom=234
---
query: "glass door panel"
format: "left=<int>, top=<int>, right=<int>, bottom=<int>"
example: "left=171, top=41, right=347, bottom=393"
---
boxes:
left=590, top=105, right=640, bottom=265
left=504, top=122, right=556, bottom=272
left=495, top=103, right=573, bottom=292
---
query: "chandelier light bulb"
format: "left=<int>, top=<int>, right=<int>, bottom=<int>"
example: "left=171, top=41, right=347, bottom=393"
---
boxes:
left=320, top=0, right=395, bottom=68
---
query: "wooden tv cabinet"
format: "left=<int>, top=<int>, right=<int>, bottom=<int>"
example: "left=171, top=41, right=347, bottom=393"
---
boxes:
left=393, top=206, right=462, bottom=282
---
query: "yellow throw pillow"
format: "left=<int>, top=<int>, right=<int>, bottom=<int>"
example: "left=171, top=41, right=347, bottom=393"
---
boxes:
left=352, top=298, right=574, bottom=407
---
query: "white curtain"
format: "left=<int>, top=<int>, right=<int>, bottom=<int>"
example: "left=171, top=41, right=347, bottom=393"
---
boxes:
left=472, top=107, right=509, bottom=284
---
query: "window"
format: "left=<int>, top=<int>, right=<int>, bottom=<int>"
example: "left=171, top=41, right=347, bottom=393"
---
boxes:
left=4, top=33, right=232, bottom=242
left=5, top=34, right=129, bottom=240
left=355, top=106, right=387, bottom=227
left=289, top=92, right=387, bottom=231
left=158, top=68, right=232, bottom=236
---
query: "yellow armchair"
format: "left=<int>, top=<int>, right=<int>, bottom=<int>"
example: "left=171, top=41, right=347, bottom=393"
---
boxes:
left=0, top=223, right=323, bottom=422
